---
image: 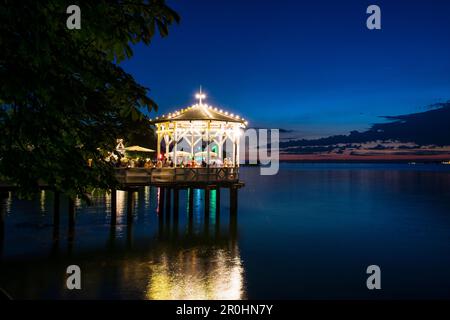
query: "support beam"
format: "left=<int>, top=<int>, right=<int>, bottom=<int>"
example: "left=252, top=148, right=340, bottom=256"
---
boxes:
left=215, top=188, right=221, bottom=236
left=165, top=188, right=171, bottom=223
left=216, top=187, right=221, bottom=215
left=158, top=188, right=165, bottom=234
left=230, top=186, right=238, bottom=215
left=158, top=187, right=165, bottom=217
left=173, top=187, right=179, bottom=218
left=173, top=188, right=179, bottom=238
left=204, top=187, right=210, bottom=221
left=126, top=190, right=134, bottom=224
left=188, top=188, right=194, bottom=217
left=204, top=187, right=210, bottom=235
left=110, top=189, right=117, bottom=225
left=229, top=187, right=238, bottom=242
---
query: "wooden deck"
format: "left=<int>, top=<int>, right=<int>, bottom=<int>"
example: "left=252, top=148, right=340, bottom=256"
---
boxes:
left=0, top=167, right=244, bottom=191
left=115, top=167, right=244, bottom=188
left=0, top=167, right=244, bottom=236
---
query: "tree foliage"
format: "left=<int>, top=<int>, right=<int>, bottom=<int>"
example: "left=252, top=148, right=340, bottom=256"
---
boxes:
left=0, top=1, right=179, bottom=200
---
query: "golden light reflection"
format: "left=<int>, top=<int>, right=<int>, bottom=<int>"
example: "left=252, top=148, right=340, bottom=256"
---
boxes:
left=105, top=191, right=111, bottom=212
left=145, top=247, right=245, bottom=300
left=116, top=190, right=126, bottom=217
left=144, top=186, right=150, bottom=210
left=39, top=190, right=45, bottom=213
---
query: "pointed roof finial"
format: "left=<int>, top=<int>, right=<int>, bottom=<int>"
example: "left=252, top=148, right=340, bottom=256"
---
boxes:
left=195, top=86, right=206, bottom=105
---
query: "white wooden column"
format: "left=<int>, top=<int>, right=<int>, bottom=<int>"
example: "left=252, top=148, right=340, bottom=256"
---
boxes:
left=164, top=133, right=170, bottom=157
left=156, top=126, right=161, bottom=159
left=218, top=132, right=223, bottom=162
left=236, top=130, right=240, bottom=167
left=206, top=121, right=211, bottom=166
left=190, top=125, right=194, bottom=159
left=232, top=134, right=236, bottom=167
left=173, top=123, right=178, bottom=165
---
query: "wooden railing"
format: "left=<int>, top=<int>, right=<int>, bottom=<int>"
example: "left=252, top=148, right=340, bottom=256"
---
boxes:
left=115, top=167, right=240, bottom=185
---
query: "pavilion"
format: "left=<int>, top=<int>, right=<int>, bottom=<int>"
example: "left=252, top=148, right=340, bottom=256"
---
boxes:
left=150, top=89, right=247, bottom=167
left=109, top=90, right=248, bottom=222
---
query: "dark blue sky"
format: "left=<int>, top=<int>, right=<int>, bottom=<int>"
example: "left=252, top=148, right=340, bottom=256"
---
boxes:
left=122, top=0, right=450, bottom=138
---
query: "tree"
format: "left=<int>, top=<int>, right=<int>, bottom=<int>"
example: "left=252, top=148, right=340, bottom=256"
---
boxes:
left=0, top=1, right=179, bottom=200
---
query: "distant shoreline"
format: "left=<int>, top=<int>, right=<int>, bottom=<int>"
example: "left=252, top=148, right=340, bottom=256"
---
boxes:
left=241, top=155, right=450, bottom=166
left=278, top=153, right=450, bottom=163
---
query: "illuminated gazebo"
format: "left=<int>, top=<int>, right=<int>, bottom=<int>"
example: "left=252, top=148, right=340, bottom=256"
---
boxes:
left=150, top=89, right=247, bottom=167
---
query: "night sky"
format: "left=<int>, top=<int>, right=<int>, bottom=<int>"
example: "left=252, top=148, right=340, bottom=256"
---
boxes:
left=122, top=0, right=450, bottom=139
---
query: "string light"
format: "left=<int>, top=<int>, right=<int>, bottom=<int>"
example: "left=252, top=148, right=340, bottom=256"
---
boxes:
left=149, top=90, right=248, bottom=127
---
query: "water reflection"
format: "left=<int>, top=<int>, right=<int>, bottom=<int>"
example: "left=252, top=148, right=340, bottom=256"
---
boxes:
left=3, top=164, right=450, bottom=299
left=145, top=247, right=244, bottom=300
left=0, top=186, right=244, bottom=299
left=39, top=190, right=46, bottom=214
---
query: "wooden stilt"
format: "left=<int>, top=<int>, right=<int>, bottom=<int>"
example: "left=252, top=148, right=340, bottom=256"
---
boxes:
left=230, top=186, right=238, bottom=215
left=158, top=189, right=164, bottom=238
left=158, top=187, right=165, bottom=216
left=188, top=189, right=193, bottom=236
left=229, top=186, right=238, bottom=242
left=216, top=187, right=221, bottom=215
left=110, top=189, right=117, bottom=225
left=204, top=187, right=210, bottom=230
left=126, top=190, right=133, bottom=224
left=173, top=187, right=179, bottom=217
left=215, top=188, right=221, bottom=236
left=165, top=188, right=171, bottom=223
left=188, top=188, right=194, bottom=216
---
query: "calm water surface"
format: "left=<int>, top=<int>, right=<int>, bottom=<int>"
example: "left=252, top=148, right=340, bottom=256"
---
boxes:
left=1, top=163, right=450, bottom=299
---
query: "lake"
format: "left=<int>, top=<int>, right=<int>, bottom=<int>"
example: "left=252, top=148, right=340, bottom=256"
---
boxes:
left=1, top=163, right=450, bottom=299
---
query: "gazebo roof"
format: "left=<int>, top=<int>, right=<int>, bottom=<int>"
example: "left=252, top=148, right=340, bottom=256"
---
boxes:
left=150, top=103, right=247, bottom=127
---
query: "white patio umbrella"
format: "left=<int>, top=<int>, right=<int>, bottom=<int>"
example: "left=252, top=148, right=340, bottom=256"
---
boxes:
left=167, top=150, right=191, bottom=158
left=125, top=145, right=155, bottom=152
left=195, top=151, right=217, bottom=158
